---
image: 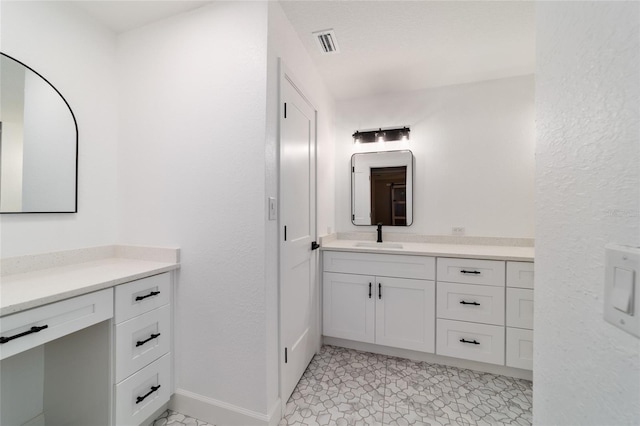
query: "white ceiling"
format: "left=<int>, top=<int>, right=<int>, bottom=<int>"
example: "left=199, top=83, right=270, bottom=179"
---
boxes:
left=73, top=1, right=211, bottom=34
left=279, top=1, right=536, bottom=100
left=71, top=1, right=535, bottom=100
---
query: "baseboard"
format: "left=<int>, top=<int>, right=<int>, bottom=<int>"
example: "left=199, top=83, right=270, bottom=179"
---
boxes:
left=170, top=389, right=282, bottom=426
left=323, top=336, right=533, bottom=381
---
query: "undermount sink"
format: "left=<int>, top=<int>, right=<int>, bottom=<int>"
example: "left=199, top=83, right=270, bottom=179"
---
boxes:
left=354, top=242, right=403, bottom=249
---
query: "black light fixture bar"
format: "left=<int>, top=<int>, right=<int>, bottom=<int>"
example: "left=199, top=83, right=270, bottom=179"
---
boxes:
left=353, top=126, right=410, bottom=143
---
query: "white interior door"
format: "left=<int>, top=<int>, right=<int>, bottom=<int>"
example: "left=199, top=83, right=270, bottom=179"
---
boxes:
left=280, top=69, right=317, bottom=403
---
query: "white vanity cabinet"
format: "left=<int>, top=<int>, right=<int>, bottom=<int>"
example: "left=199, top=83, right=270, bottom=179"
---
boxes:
left=323, top=251, right=436, bottom=353
left=505, top=261, right=534, bottom=370
left=435, top=258, right=506, bottom=365
left=0, top=258, right=177, bottom=426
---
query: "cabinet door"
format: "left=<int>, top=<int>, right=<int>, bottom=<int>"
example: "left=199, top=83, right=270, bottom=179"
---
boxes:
left=375, top=277, right=435, bottom=353
left=323, top=272, right=375, bottom=343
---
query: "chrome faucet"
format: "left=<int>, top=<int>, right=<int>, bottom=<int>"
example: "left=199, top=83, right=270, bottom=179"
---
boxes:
left=377, top=223, right=383, bottom=243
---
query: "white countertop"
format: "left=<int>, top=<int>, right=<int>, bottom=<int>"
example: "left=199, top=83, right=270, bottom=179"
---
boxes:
left=1, top=246, right=180, bottom=317
left=321, top=239, right=534, bottom=262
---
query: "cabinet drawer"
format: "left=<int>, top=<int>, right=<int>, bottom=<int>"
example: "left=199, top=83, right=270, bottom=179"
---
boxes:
left=323, top=251, right=435, bottom=280
left=437, top=258, right=505, bottom=287
left=0, top=289, right=113, bottom=360
left=115, top=304, right=171, bottom=382
left=115, top=352, right=171, bottom=426
left=507, top=262, right=534, bottom=289
left=436, top=282, right=505, bottom=326
left=115, top=273, right=171, bottom=323
left=506, top=288, right=534, bottom=329
left=436, top=319, right=505, bottom=365
left=506, top=328, right=533, bottom=370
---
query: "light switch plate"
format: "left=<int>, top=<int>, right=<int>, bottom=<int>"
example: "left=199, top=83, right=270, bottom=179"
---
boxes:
left=268, top=197, right=277, bottom=221
left=604, top=244, right=640, bottom=338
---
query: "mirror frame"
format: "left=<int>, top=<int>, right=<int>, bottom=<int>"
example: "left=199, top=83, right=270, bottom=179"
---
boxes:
left=351, top=150, right=414, bottom=226
left=1, top=52, right=79, bottom=214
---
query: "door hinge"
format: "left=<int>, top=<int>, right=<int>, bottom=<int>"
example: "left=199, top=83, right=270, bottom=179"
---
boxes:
left=284, top=347, right=288, bottom=363
left=311, top=241, right=320, bottom=250
left=284, top=226, right=287, bottom=241
left=284, top=103, right=287, bottom=118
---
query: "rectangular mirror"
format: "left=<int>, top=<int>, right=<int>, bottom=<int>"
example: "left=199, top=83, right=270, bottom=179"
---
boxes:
left=351, top=150, right=413, bottom=226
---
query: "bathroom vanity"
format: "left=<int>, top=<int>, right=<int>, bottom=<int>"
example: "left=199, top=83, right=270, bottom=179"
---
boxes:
left=321, top=238, right=534, bottom=377
left=0, top=246, right=179, bottom=426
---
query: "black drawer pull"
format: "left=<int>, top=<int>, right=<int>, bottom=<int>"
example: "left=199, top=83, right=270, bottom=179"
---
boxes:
left=0, top=325, right=49, bottom=344
left=136, top=333, right=161, bottom=347
left=378, top=283, right=382, bottom=299
left=135, top=291, right=160, bottom=301
left=460, top=301, right=480, bottom=306
left=460, top=270, right=481, bottom=275
left=460, top=338, right=480, bottom=345
left=369, top=283, right=372, bottom=299
left=136, top=385, right=161, bottom=404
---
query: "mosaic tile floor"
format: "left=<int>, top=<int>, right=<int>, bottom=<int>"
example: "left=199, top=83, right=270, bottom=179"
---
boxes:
left=154, top=345, right=533, bottom=426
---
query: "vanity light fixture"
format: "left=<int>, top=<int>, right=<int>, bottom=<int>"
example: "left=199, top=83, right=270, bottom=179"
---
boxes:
left=352, top=126, right=410, bottom=144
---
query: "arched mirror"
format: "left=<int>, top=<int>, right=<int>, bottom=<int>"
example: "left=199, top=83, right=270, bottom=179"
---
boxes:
left=0, top=53, right=78, bottom=213
left=351, top=150, right=413, bottom=226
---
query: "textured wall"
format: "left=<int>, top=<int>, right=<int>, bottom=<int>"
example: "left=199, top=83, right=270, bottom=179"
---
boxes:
left=535, top=2, right=640, bottom=424
left=0, top=1, right=119, bottom=256
left=117, top=2, right=270, bottom=414
left=335, top=75, right=535, bottom=237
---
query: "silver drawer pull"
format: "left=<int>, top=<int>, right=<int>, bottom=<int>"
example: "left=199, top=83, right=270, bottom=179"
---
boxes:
left=136, top=384, right=161, bottom=404
left=0, top=325, right=49, bottom=344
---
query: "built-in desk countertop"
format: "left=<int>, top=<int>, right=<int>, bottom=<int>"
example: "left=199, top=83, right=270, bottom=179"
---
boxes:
left=1, top=245, right=180, bottom=317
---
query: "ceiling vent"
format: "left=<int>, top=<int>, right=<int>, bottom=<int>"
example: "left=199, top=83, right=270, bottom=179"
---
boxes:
left=312, top=29, right=340, bottom=54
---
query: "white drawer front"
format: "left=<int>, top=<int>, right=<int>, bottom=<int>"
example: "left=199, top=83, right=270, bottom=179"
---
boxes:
left=436, top=282, right=505, bottom=326
left=0, top=289, right=113, bottom=360
left=115, top=273, right=171, bottom=323
left=115, top=304, right=171, bottom=382
left=437, top=258, right=505, bottom=287
left=506, top=327, right=533, bottom=370
left=436, top=319, right=505, bottom=365
left=324, top=251, right=435, bottom=280
left=507, top=262, right=534, bottom=289
left=506, top=288, right=534, bottom=329
left=115, top=353, right=171, bottom=426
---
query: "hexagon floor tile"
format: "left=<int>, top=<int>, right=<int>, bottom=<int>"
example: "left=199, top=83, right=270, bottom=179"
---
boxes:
left=153, top=345, right=532, bottom=426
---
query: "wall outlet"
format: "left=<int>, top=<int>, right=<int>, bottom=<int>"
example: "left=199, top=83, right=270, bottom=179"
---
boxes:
left=452, top=227, right=465, bottom=236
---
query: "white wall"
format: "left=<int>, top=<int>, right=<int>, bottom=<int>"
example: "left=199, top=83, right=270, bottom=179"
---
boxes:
left=0, top=1, right=119, bottom=256
left=535, top=2, right=640, bottom=424
left=335, top=75, right=535, bottom=237
left=266, top=1, right=336, bottom=410
left=117, top=1, right=271, bottom=415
